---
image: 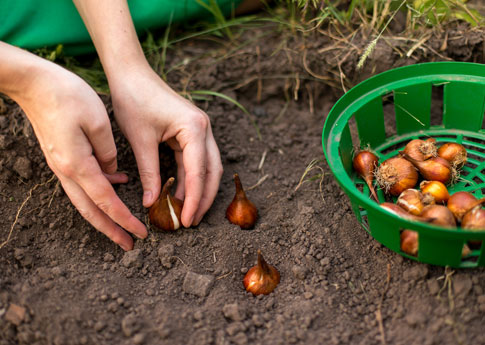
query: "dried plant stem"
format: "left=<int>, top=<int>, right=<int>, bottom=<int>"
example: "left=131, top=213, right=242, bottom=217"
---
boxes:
left=0, top=175, right=56, bottom=249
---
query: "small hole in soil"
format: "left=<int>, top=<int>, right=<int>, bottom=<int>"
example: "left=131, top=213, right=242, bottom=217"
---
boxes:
left=383, top=93, right=397, bottom=138
left=430, top=84, right=444, bottom=127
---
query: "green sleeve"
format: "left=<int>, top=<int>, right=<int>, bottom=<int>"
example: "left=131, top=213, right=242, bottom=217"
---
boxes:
left=0, top=0, right=243, bottom=55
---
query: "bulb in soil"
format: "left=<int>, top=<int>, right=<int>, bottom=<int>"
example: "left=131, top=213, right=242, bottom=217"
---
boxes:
left=226, top=173, right=258, bottom=229
left=149, top=177, right=183, bottom=231
left=243, top=250, right=280, bottom=296
left=352, top=150, right=379, bottom=201
left=375, top=157, right=418, bottom=196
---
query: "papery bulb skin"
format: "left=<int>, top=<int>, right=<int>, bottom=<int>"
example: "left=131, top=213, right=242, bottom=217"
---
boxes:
left=397, top=189, right=427, bottom=216
left=420, top=180, right=449, bottom=204
left=400, top=230, right=418, bottom=256
left=149, top=177, right=183, bottom=231
left=226, top=174, right=258, bottom=229
left=375, top=157, right=418, bottom=196
left=401, top=153, right=452, bottom=185
left=421, top=205, right=457, bottom=228
left=403, top=138, right=437, bottom=161
left=447, top=192, right=485, bottom=223
left=462, top=207, right=485, bottom=230
left=353, top=150, right=379, bottom=201
left=438, top=142, right=467, bottom=168
left=243, top=250, right=280, bottom=296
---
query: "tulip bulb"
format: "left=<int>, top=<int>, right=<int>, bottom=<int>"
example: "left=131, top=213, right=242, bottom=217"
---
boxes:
left=420, top=205, right=457, bottom=228
left=380, top=203, right=434, bottom=223
left=375, top=157, right=418, bottom=196
left=462, top=207, right=485, bottom=230
left=402, top=138, right=437, bottom=161
left=353, top=150, right=379, bottom=201
left=226, top=173, right=258, bottom=229
left=419, top=180, right=449, bottom=204
left=243, top=250, right=280, bottom=296
left=396, top=189, right=434, bottom=216
left=400, top=230, right=419, bottom=256
left=149, top=177, right=183, bottom=231
left=438, top=142, right=467, bottom=168
left=401, top=153, right=453, bottom=185
left=447, top=192, right=485, bottom=223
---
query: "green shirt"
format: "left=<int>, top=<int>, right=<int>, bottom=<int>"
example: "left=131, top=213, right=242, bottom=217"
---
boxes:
left=0, top=0, right=242, bottom=55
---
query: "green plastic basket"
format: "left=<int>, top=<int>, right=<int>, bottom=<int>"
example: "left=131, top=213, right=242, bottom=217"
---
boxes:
left=322, top=62, right=485, bottom=268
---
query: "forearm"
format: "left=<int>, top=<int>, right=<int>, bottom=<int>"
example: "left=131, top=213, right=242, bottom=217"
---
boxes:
left=72, top=0, right=150, bottom=79
left=0, top=42, right=46, bottom=100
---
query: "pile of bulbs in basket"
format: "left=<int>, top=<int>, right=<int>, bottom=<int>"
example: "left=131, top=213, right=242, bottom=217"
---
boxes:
left=353, top=139, right=484, bottom=257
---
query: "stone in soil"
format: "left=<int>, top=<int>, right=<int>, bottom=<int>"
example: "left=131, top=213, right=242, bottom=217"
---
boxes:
left=453, top=275, right=472, bottom=297
left=158, top=244, right=176, bottom=269
left=183, top=272, right=215, bottom=297
left=13, top=156, right=32, bottom=179
left=222, top=303, right=246, bottom=321
left=5, top=303, right=26, bottom=326
left=120, top=249, right=143, bottom=269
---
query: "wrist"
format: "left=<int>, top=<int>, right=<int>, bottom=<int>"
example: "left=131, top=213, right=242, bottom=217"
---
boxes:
left=0, top=43, right=46, bottom=99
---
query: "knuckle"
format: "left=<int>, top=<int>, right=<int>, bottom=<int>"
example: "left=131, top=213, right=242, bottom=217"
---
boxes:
left=98, top=147, right=117, bottom=165
left=55, top=157, right=76, bottom=178
left=77, top=207, right=94, bottom=223
left=89, top=115, right=111, bottom=136
left=191, top=112, right=209, bottom=132
left=95, top=200, right=113, bottom=215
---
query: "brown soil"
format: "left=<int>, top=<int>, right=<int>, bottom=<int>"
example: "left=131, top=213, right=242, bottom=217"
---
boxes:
left=1, top=18, right=485, bottom=345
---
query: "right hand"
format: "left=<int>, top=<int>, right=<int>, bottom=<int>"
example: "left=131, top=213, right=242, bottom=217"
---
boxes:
left=14, top=58, right=147, bottom=251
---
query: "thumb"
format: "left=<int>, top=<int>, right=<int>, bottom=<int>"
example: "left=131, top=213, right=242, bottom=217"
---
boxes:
left=131, top=140, right=161, bottom=208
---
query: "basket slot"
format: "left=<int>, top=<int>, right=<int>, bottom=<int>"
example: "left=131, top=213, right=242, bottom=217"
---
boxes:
left=418, top=232, right=463, bottom=267
left=354, top=96, right=386, bottom=148
left=339, top=123, right=354, bottom=176
left=443, top=82, right=485, bottom=131
left=394, top=84, right=431, bottom=135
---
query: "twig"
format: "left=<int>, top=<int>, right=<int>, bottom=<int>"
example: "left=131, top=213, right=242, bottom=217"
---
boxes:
left=375, top=263, right=391, bottom=345
left=247, top=174, right=269, bottom=191
left=0, top=175, right=56, bottom=249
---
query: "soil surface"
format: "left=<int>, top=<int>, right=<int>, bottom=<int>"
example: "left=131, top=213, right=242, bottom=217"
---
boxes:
left=1, top=15, right=485, bottom=345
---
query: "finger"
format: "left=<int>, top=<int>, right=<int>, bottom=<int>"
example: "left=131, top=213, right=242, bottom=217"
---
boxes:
left=74, top=157, right=148, bottom=239
left=59, top=176, right=134, bottom=251
left=130, top=138, right=161, bottom=208
left=104, top=172, right=129, bottom=184
left=82, top=110, right=119, bottom=175
left=192, top=127, right=223, bottom=225
left=181, top=136, right=207, bottom=227
left=174, top=150, right=185, bottom=200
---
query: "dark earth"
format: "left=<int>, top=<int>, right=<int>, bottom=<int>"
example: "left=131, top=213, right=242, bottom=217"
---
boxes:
left=1, top=10, right=485, bottom=345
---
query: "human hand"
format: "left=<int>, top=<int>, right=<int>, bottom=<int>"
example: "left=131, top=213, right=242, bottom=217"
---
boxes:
left=13, top=58, right=147, bottom=251
left=108, top=65, right=223, bottom=227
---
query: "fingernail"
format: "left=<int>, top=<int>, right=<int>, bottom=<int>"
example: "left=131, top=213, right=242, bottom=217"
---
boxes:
left=192, top=215, right=202, bottom=226
left=188, top=216, right=195, bottom=227
left=120, top=243, right=130, bottom=251
left=143, top=191, right=152, bottom=206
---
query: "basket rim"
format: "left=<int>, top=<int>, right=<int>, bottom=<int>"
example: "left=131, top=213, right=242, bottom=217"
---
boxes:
left=322, top=61, right=485, bottom=236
